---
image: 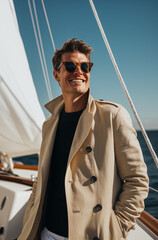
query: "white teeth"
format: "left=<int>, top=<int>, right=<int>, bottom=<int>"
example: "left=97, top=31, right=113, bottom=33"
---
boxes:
left=71, top=80, right=83, bottom=83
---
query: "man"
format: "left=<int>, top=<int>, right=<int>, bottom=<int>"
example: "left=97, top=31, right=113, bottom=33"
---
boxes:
left=18, top=38, right=149, bottom=240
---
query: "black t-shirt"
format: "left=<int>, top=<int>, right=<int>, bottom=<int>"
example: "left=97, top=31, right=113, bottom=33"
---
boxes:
left=45, top=108, right=83, bottom=237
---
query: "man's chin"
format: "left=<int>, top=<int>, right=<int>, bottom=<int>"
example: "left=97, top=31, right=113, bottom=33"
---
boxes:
left=72, top=88, right=88, bottom=95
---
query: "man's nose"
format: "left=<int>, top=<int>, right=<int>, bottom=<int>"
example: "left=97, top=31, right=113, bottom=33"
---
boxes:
left=74, top=65, right=82, bottom=74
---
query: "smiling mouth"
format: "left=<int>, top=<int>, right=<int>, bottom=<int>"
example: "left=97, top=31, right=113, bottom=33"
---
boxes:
left=69, top=79, right=85, bottom=83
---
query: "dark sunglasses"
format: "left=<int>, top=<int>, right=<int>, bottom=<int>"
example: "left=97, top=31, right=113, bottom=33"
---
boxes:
left=58, top=61, right=93, bottom=73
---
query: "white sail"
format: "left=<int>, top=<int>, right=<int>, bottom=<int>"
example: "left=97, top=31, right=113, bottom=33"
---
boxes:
left=0, top=0, right=45, bottom=158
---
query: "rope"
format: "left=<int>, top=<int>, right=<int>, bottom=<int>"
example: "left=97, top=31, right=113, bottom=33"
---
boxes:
left=41, top=0, right=56, bottom=52
left=89, top=0, right=158, bottom=168
left=28, top=0, right=52, bottom=101
left=149, top=186, right=158, bottom=193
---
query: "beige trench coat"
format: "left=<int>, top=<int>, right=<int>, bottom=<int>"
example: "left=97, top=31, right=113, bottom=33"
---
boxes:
left=18, top=92, right=149, bottom=240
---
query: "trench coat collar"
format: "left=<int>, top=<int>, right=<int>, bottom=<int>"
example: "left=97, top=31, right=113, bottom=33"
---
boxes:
left=44, top=95, right=64, bottom=116
left=44, top=89, right=94, bottom=115
left=44, top=89, right=94, bottom=167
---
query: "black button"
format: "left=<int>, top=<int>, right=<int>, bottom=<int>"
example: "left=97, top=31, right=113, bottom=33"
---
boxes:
left=85, top=146, right=92, bottom=153
left=93, top=237, right=99, bottom=240
left=93, top=204, right=102, bottom=213
left=91, top=176, right=97, bottom=183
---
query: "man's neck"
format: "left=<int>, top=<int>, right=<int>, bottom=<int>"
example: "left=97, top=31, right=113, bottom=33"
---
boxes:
left=63, top=92, right=88, bottom=113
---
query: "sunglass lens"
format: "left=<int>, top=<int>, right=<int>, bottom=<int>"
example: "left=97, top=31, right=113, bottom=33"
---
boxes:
left=81, top=63, right=89, bottom=73
left=65, top=62, right=76, bottom=72
left=64, top=62, right=92, bottom=73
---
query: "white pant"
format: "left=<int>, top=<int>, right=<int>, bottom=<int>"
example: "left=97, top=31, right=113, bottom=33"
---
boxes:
left=41, top=227, right=68, bottom=240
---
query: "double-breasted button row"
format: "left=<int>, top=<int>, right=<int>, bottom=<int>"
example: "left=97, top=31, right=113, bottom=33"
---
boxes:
left=85, top=145, right=100, bottom=240
left=85, top=146, right=92, bottom=153
left=93, top=204, right=102, bottom=213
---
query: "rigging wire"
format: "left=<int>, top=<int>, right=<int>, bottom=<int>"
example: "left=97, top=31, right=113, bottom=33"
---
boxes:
left=32, top=0, right=53, bottom=100
left=149, top=186, right=158, bottom=193
left=41, top=0, right=56, bottom=52
left=89, top=0, right=158, bottom=168
left=28, top=0, right=52, bottom=101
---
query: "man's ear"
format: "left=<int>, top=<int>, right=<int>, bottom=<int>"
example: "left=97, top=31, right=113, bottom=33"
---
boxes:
left=53, top=70, right=60, bottom=83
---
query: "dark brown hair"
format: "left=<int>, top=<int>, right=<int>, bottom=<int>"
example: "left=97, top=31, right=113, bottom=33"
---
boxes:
left=52, top=38, right=93, bottom=71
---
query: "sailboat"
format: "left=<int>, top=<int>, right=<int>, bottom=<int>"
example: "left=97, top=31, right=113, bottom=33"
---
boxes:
left=0, top=0, right=158, bottom=240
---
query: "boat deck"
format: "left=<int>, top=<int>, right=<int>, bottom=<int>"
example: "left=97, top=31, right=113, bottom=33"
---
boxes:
left=0, top=167, right=158, bottom=240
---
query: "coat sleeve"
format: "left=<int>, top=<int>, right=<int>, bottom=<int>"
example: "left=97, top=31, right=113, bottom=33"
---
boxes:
left=113, top=106, right=149, bottom=238
left=22, top=121, right=46, bottom=227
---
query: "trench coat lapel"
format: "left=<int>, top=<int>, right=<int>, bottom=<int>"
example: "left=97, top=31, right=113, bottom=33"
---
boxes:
left=42, top=96, right=65, bottom=183
left=67, top=101, right=94, bottom=167
left=44, top=90, right=94, bottom=171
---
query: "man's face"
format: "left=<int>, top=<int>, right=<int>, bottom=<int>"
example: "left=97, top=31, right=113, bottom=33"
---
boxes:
left=53, top=51, right=90, bottom=96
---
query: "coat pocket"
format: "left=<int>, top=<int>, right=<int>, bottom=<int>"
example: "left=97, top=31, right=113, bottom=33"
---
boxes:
left=109, top=209, right=125, bottom=240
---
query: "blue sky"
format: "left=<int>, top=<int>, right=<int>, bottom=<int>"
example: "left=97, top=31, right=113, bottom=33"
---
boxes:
left=14, top=0, right=158, bottom=130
